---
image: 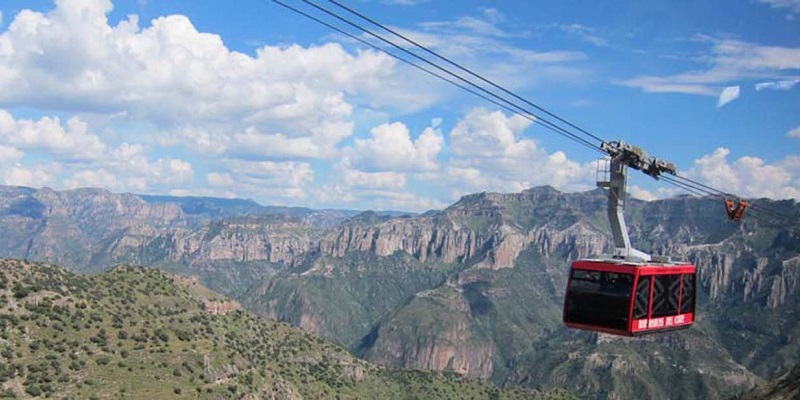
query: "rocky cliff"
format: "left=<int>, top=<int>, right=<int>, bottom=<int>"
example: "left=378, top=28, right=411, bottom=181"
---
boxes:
left=0, top=184, right=798, bottom=399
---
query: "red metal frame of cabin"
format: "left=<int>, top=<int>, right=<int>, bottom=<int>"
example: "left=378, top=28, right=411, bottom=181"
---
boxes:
left=564, top=259, right=696, bottom=336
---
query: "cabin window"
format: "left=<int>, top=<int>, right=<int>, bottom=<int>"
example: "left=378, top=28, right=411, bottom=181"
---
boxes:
left=652, top=275, right=681, bottom=318
left=565, top=270, right=633, bottom=330
left=633, top=276, right=651, bottom=319
left=680, top=274, right=695, bottom=314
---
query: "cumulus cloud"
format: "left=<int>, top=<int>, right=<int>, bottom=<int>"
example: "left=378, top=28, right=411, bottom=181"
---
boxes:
left=0, top=0, right=401, bottom=164
left=627, top=185, right=685, bottom=202
left=313, top=182, right=445, bottom=211
left=348, top=122, right=442, bottom=173
left=788, top=126, right=800, bottom=138
left=0, top=108, right=194, bottom=192
left=207, top=160, right=315, bottom=201
left=228, top=120, right=354, bottom=161
left=0, top=3, right=392, bottom=121
left=342, top=169, right=407, bottom=191
left=446, top=108, right=593, bottom=196
left=0, top=144, right=23, bottom=165
left=3, top=164, right=55, bottom=187
left=717, top=85, right=740, bottom=107
left=64, top=144, right=194, bottom=191
left=689, top=147, right=800, bottom=199
left=360, top=189, right=446, bottom=211
left=0, top=110, right=106, bottom=161
left=628, top=186, right=656, bottom=201
left=308, top=119, right=446, bottom=211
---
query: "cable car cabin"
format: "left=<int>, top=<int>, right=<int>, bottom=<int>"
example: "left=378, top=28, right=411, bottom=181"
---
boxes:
left=563, top=259, right=696, bottom=336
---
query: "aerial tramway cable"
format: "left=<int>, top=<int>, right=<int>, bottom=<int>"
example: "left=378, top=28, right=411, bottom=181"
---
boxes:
left=289, top=0, right=604, bottom=154
left=274, top=0, right=795, bottom=224
left=273, top=0, right=602, bottom=155
left=272, top=1, right=534, bottom=126
left=325, top=0, right=607, bottom=146
left=672, top=174, right=795, bottom=221
left=660, top=176, right=777, bottom=224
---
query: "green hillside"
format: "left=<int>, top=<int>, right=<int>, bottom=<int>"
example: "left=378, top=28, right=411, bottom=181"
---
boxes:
left=733, top=361, right=800, bottom=400
left=0, top=258, right=569, bottom=399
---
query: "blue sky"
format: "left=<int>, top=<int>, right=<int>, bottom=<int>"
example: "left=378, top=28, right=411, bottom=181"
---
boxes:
left=0, top=0, right=798, bottom=210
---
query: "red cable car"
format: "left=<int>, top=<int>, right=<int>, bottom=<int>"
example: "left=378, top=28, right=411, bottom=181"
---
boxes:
left=564, top=259, right=696, bottom=336
left=563, top=142, right=697, bottom=336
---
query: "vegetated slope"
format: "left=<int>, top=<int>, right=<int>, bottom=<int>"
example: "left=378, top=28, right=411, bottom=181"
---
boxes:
left=733, top=361, right=800, bottom=400
left=0, top=258, right=567, bottom=399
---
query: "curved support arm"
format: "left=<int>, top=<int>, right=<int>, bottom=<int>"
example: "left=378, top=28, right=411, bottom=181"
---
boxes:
left=598, top=156, right=650, bottom=262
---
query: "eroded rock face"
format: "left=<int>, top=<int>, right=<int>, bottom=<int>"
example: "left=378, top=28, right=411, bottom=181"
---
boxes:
left=362, top=289, right=495, bottom=378
left=34, top=187, right=185, bottom=230
left=380, top=320, right=494, bottom=378
left=319, top=219, right=488, bottom=264
left=770, top=257, right=800, bottom=308
left=0, top=185, right=610, bottom=276
left=170, top=218, right=315, bottom=266
left=203, top=300, right=242, bottom=315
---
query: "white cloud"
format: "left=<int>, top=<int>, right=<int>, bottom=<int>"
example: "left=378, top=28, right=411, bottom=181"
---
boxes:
left=0, top=5, right=392, bottom=121
left=207, top=160, right=315, bottom=201
left=420, top=17, right=509, bottom=38
left=359, top=189, right=446, bottom=211
left=348, top=122, right=442, bottom=173
left=0, top=0, right=401, bottom=165
left=618, top=37, right=800, bottom=97
left=155, top=125, right=229, bottom=155
left=64, top=146, right=194, bottom=192
left=314, top=183, right=444, bottom=211
left=228, top=120, right=354, bottom=161
left=551, top=24, right=608, bottom=48
left=3, top=164, right=55, bottom=187
left=446, top=108, right=593, bottom=195
left=309, top=119, right=448, bottom=210
left=0, top=144, right=23, bottom=165
left=481, top=8, right=504, bottom=24
left=755, top=79, right=800, bottom=91
left=0, top=110, right=106, bottom=161
left=758, top=0, right=800, bottom=13
left=342, top=169, right=407, bottom=190
left=717, top=85, right=740, bottom=107
left=689, top=147, right=800, bottom=199
left=627, top=185, right=685, bottom=202
left=386, top=12, right=588, bottom=92
left=787, top=126, right=800, bottom=138
left=313, top=184, right=356, bottom=205
left=65, top=168, right=132, bottom=191
left=629, top=186, right=656, bottom=201
left=0, top=108, right=194, bottom=192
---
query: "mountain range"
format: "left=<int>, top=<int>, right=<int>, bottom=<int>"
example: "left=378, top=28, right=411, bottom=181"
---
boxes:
left=0, top=184, right=798, bottom=399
